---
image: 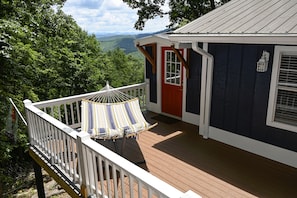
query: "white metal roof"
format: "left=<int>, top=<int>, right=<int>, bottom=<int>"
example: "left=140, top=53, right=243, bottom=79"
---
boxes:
left=170, top=0, right=297, bottom=44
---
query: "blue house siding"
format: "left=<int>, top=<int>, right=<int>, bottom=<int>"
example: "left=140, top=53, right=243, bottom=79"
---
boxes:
left=186, top=49, right=202, bottom=115
left=145, top=46, right=157, bottom=103
left=208, top=43, right=297, bottom=152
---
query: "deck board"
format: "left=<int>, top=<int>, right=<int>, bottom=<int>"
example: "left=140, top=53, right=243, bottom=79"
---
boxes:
left=121, top=111, right=297, bottom=198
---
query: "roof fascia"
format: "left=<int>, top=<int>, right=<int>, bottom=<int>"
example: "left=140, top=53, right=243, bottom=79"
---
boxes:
left=135, top=35, right=174, bottom=46
left=169, top=34, right=297, bottom=45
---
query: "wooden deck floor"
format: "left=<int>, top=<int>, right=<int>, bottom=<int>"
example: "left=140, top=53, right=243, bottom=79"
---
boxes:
left=117, top=111, right=297, bottom=198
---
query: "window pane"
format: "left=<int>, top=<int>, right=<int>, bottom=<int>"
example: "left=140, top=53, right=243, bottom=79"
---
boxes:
left=166, top=73, right=170, bottom=83
left=279, top=55, right=297, bottom=86
left=275, top=89, right=297, bottom=126
left=167, top=63, right=170, bottom=72
left=171, top=73, right=175, bottom=83
left=177, top=63, right=181, bottom=71
left=166, top=52, right=170, bottom=61
left=171, top=53, right=176, bottom=62
left=171, top=63, right=176, bottom=72
left=176, top=69, right=180, bottom=77
left=176, top=77, right=180, bottom=84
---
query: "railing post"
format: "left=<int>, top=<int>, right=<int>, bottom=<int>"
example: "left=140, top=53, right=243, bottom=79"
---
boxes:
left=76, top=132, right=91, bottom=198
left=23, top=99, right=34, bottom=144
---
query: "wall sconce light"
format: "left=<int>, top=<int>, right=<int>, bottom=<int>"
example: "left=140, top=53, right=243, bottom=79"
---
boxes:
left=257, top=51, right=270, bottom=72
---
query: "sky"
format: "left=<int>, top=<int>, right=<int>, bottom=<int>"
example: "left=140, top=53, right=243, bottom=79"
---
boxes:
left=62, top=0, right=170, bottom=34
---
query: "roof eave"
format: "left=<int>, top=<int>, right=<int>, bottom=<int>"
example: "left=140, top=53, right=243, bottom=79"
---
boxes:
left=169, top=34, right=297, bottom=45
left=135, top=34, right=174, bottom=46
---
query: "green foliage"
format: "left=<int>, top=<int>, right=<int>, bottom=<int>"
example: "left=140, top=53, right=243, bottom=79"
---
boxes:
left=0, top=0, right=144, bottom=195
left=105, top=48, right=144, bottom=87
left=169, top=0, right=214, bottom=27
left=122, top=0, right=231, bottom=30
left=123, top=0, right=165, bottom=30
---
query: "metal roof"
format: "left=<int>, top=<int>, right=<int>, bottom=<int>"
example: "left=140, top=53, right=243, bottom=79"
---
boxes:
left=170, top=0, right=297, bottom=44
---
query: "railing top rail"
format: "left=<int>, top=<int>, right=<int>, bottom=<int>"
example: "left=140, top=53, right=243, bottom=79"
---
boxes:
left=24, top=100, right=77, bottom=139
left=80, top=133, right=184, bottom=198
left=32, top=82, right=146, bottom=109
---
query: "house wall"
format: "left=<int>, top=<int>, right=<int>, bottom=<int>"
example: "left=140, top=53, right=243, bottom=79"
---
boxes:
left=145, top=42, right=297, bottom=152
left=186, top=49, right=202, bottom=115
left=145, top=46, right=157, bottom=103
left=208, top=43, right=297, bottom=152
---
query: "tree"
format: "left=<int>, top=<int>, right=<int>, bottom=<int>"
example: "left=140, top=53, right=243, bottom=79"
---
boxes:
left=122, top=0, right=230, bottom=30
left=0, top=0, right=106, bottom=194
left=0, top=0, right=145, bottom=194
left=105, top=48, right=144, bottom=87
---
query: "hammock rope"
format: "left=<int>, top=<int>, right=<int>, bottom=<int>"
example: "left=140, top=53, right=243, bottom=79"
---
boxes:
left=81, top=82, right=157, bottom=140
left=84, top=82, right=135, bottom=104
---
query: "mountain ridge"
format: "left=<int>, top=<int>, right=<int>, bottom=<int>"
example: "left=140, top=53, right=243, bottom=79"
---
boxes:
left=96, top=29, right=169, bottom=54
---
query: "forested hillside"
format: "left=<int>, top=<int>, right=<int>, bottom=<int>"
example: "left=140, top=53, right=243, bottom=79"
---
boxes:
left=0, top=0, right=144, bottom=196
left=97, top=30, right=168, bottom=55
left=98, top=33, right=151, bottom=54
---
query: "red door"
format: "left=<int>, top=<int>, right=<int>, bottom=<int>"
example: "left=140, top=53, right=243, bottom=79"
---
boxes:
left=161, top=47, right=183, bottom=117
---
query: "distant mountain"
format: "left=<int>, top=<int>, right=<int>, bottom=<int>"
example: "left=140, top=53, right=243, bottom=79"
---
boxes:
left=97, top=34, right=149, bottom=54
left=97, top=29, right=169, bottom=54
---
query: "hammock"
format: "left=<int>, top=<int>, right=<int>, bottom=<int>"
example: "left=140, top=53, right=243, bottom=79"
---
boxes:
left=81, top=83, right=157, bottom=140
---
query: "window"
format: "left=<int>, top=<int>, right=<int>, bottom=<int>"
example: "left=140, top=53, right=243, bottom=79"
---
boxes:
left=164, top=50, right=181, bottom=85
left=267, top=46, right=297, bottom=132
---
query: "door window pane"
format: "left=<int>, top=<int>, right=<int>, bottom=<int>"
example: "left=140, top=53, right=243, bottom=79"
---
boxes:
left=164, top=50, right=182, bottom=86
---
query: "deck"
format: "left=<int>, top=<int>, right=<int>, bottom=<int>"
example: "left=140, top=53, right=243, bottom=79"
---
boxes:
left=122, top=111, right=297, bottom=198
left=24, top=83, right=297, bottom=197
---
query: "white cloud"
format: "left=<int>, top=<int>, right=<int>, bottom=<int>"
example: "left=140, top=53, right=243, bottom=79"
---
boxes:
left=67, top=0, right=104, bottom=9
left=103, top=0, right=123, bottom=10
left=62, top=0, right=169, bottom=34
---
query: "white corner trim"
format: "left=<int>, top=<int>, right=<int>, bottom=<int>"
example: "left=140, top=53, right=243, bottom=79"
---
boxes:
left=182, top=50, right=187, bottom=120
left=182, top=112, right=200, bottom=126
left=156, top=43, right=162, bottom=113
left=209, top=127, right=297, bottom=168
left=147, top=102, right=161, bottom=114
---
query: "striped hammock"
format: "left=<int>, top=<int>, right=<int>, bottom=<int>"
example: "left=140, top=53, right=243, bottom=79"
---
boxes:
left=81, top=83, right=156, bottom=139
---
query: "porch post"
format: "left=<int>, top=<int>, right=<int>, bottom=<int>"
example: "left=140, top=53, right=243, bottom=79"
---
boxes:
left=191, top=42, right=214, bottom=139
left=32, top=158, right=45, bottom=198
left=23, top=100, right=33, bottom=144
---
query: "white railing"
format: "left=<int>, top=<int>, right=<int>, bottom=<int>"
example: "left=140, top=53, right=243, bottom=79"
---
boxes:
left=24, top=100, right=80, bottom=184
left=77, top=133, right=187, bottom=198
left=24, top=83, right=201, bottom=198
left=32, top=83, right=146, bottom=129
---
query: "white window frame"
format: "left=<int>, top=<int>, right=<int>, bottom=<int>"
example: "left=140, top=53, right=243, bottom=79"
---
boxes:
left=267, top=45, right=297, bottom=133
left=164, top=50, right=182, bottom=86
